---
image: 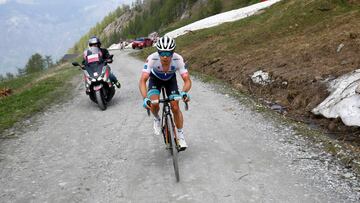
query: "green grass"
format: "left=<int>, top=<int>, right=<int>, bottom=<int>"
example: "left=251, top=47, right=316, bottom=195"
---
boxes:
left=175, top=0, right=358, bottom=54
left=0, top=72, right=42, bottom=91
left=160, top=0, right=261, bottom=35
left=0, top=65, right=79, bottom=133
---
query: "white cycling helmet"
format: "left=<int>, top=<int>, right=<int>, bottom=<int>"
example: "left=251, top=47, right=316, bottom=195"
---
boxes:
left=156, top=36, right=176, bottom=52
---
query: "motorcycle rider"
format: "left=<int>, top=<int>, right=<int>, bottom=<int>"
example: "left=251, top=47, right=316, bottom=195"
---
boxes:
left=82, top=36, right=121, bottom=89
left=139, top=36, right=192, bottom=150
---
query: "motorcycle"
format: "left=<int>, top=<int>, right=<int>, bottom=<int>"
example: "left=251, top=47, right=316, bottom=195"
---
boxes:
left=72, top=55, right=115, bottom=111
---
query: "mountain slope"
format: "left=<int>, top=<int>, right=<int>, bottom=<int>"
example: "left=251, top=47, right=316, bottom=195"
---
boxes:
left=174, top=0, right=360, bottom=135
left=70, top=0, right=261, bottom=53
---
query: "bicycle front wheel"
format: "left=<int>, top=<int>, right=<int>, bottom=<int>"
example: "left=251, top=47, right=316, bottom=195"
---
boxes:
left=167, top=116, right=180, bottom=182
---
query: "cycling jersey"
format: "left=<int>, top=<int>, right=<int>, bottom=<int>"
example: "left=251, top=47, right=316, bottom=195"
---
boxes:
left=142, top=52, right=188, bottom=81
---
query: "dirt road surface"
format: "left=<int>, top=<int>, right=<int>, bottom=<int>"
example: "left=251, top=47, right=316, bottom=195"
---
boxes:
left=0, top=50, right=359, bottom=202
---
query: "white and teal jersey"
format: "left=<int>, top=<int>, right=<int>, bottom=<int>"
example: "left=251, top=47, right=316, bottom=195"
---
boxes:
left=142, top=52, right=188, bottom=81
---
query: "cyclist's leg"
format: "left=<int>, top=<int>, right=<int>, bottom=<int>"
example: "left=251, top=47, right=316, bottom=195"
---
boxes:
left=166, top=76, right=187, bottom=149
left=170, top=100, right=183, bottom=129
left=148, top=75, right=162, bottom=135
left=147, top=74, right=161, bottom=117
left=165, top=76, right=183, bottom=129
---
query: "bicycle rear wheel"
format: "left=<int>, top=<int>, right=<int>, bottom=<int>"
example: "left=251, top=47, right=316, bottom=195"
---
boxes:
left=167, top=116, right=180, bottom=182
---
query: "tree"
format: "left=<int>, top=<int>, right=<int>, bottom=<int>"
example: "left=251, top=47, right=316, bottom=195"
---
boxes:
left=209, top=0, right=223, bottom=15
left=24, top=53, right=45, bottom=74
left=5, top=72, right=14, bottom=80
left=44, top=55, right=54, bottom=69
left=17, top=67, right=26, bottom=76
left=0, top=74, right=5, bottom=81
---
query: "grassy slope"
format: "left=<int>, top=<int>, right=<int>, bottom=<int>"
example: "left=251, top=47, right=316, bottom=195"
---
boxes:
left=174, top=0, right=360, bottom=122
left=160, top=0, right=260, bottom=34
left=0, top=65, right=79, bottom=134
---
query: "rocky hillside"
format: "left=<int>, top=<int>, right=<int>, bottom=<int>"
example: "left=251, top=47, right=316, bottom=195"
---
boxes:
left=102, top=10, right=135, bottom=38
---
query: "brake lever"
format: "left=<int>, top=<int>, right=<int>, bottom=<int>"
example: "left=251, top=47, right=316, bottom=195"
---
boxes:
left=146, top=100, right=151, bottom=116
left=183, top=95, right=189, bottom=111
left=184, top=102, right=189, bottom=111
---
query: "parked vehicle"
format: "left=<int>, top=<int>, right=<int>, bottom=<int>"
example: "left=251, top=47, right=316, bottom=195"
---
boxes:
left=132, top=37, right=153, bottom=49
left=72, top=55, right=115, bottom=111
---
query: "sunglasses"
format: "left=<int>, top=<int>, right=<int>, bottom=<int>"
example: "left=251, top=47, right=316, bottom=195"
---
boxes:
left=158, top=51, right=173, bottom=57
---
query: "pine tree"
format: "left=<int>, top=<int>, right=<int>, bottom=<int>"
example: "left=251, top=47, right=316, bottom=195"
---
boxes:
left=17, top=67, right=26, bottom=76
left=44, top=55, right=54, bottom=69
left=209, top=0, right=223, bottom=15
left=24, top=53, right=45, bottom=74
left=5, top=72, right=14, bottom=80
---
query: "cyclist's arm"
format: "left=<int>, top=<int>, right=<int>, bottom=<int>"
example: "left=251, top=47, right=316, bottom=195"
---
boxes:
left=140, top=56, right=153, bottom=98
left=176, top=54, right=191, bottom=93
left=181, top=73, right=192, bottom=93
left=139, top=72, right=150, bottom=99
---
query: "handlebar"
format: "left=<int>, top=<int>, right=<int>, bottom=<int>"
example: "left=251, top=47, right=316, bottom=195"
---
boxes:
left=146, top=96, right=189, bottom=117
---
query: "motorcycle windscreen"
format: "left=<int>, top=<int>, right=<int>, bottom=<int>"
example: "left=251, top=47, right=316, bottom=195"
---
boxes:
left=85, top=47, right=102, bottom=64
left=87, top=54, right=100, bottom=63
left=85, top=63, right=106, bottom=78
left=84, top=47, right=104, bottom=78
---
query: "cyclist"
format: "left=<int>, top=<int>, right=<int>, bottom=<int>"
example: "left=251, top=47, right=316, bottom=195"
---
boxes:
left=139, top=36, right=192, bottom=150
left=83, top=36, right=121, bottom=89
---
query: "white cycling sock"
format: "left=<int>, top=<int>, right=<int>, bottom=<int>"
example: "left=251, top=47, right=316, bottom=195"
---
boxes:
left=177, top=128, right=185, bottom=139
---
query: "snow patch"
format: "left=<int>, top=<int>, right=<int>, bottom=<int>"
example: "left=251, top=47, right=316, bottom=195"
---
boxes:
left=108, top=43, right=121, bottom=50
left=312, top=69, right=360, bottom=126
left=251, top=70, right=272, bottom=85
left=166, top=0, right=282, bottom=38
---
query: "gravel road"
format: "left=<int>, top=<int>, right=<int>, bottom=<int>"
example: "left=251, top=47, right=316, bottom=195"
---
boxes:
left=0, top=50, right=359, bottom=202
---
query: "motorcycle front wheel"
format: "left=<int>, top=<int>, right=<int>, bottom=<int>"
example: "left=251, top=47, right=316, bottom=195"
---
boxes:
left=95, top=90, right=107, bottom=111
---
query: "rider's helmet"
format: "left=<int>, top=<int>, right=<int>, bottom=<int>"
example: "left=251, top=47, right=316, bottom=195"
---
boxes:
left=156, top=36, right=176, bottom=52
left=88, top=36, right=101, bottom=47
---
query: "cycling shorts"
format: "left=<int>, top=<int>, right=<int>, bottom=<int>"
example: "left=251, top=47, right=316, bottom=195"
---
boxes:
left=147, top=73, right=180, bottom=98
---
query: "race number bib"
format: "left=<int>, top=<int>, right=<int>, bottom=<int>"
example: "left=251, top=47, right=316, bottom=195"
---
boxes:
left=87, top=54, right=100, bottom=63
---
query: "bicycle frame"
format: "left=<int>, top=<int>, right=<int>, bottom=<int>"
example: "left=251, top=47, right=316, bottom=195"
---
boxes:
left=146, top=87, right=188, bottom=182
left=160, top=89, right=178, bottom=148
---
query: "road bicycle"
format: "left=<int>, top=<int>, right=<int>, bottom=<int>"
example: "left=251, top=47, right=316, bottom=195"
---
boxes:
left=146, top=87, right=188, bottom=182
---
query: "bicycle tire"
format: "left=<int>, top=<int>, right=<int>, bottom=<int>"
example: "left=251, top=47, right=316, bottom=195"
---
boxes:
left=167, top=115, right=180, bottom=182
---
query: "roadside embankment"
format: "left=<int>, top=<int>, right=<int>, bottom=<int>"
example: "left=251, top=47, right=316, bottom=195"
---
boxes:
left=174, top=0, right=360, bottom=138
left=0, top=64, right=80, bottom=136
